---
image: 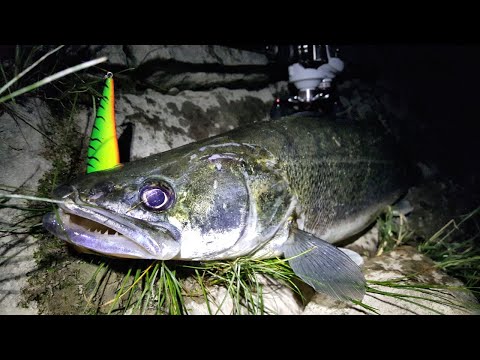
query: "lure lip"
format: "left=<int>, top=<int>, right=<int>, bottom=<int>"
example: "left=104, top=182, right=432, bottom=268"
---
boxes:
left=43, top=197, right=181, bottom=260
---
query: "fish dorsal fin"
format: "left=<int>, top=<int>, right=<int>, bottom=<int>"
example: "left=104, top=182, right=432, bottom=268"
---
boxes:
left=281, top=228, right=366, bottom=302
left=86, top=72, right=120, bottom=173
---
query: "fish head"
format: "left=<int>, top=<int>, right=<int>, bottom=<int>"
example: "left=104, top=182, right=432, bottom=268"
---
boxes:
left=43, top=143, right=292, bottom=260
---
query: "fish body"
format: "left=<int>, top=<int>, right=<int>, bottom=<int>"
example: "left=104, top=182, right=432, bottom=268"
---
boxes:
left=43, top=113, right=410, bottom=301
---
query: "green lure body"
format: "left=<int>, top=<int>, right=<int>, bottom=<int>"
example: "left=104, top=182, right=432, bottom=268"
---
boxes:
left=86, top=74, right=120, bottom=173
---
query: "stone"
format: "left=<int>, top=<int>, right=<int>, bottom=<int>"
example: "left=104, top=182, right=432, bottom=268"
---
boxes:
left=113, top=83, right=285, bottom=160
left=69, top=45, right=272, bottom=91
left=0, top=98, right=56, bottom=314
left=92, top=45, right=128, bottom=68
left=345, top=225, right=380, bottom=259
left=124, top=45, right=268, bottom=67
left=143, top=71, right=269, bottom=92
left=64, top=45, right=129, bottom=68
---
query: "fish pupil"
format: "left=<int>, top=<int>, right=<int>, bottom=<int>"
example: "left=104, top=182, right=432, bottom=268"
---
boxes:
left=140, top=185, right=173, bottom=210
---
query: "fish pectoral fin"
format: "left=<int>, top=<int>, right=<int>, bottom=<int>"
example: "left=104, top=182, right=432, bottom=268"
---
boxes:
left=339, top=247, right=364, bottom=267
left=281, top=228, right=366, bottom=302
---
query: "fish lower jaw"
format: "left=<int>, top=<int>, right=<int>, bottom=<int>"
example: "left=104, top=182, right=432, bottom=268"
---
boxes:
left=62, top=212, right=125, bottom=239
left=55, top=208, right=133, bottom=242
left=44, top=209, right=179, bottom=260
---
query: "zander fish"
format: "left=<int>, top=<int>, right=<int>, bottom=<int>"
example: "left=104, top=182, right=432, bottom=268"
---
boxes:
left=43, top=113, right=411, bottom=302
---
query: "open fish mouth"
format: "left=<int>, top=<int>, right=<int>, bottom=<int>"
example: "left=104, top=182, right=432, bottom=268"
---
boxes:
left=43, top=201, right=181, bottom=260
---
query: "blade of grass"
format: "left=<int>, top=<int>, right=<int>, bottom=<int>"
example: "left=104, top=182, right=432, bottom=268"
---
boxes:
left=22, top=46, right=42, bottom=75
left=439, top=256, right=480, bottom=269
left=0, top=193, right=65, bottom=205
left=0, top=45, right=64, bottom=96
left=350, top=298, right=380, bottom=314
left=108, top=268, right=132, bottom=314
left=83, top=262, right=107, bottom=308
left=195, top=269, right=213, bottom=315
left=215, top=266, right=237, bottom=315
left=0, top=57, right=107, bottom=104
left=162, top=263, right=186, bottom=315
left=124, top=268, right=143, bottom=313
left=156, top=263, right=167, bottom=313
left=366, top=287, right=446, bottom=315
left=139, top=262, right=160, bottom=315
left=366, top=284, right=477, bottom=314
left=0, top=63, right=16, bottom=105
left=102, top=262, right=154, bottom=308
left=14, top=46, right=20, bottom=79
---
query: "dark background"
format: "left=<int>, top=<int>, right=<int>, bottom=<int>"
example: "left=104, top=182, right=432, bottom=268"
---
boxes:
left=347, top=45, right=480, bottom=178
left=265, top=45, right=480, bottom=192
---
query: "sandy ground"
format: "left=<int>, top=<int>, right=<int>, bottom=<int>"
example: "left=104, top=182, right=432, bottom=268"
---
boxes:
left=0, top=227, right=38, bottom=314
left=0, top=99, right=53, bottom=315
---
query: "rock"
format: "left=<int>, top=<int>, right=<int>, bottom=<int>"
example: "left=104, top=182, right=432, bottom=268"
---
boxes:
left=92, top=45, right=128, bottom=68
left=64, top=45, right=129, bottom=68
left=0, top=99, right=52, bottom=188
left=0, top=98, right=55, bottom=314
left=142, top=71, right=269, bottom=92
left=345, top=225, right=380, bottom=259
left=124, top=45, right=268, bottom=67
left=67, top=45, right=272, bottom=91
left=112, top=83, right=286, bottom=160
left=167, top=87, right=180, bottom=96
left=335, top=78, right=410, bottom=141
left=125, top=45, right=270, bottom=91
left=403, top=181, right=466, bottom=242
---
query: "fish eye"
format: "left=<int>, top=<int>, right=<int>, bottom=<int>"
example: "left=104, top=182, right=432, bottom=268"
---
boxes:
left=139, top=182, right=175, bottom=211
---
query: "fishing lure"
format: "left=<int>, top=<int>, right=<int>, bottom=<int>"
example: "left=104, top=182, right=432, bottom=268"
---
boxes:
left=86, top=72, right=120, bottom=173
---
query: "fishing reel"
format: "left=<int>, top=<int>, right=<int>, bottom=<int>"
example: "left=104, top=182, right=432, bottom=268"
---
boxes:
left=266, top=45, right=344, bottom=119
